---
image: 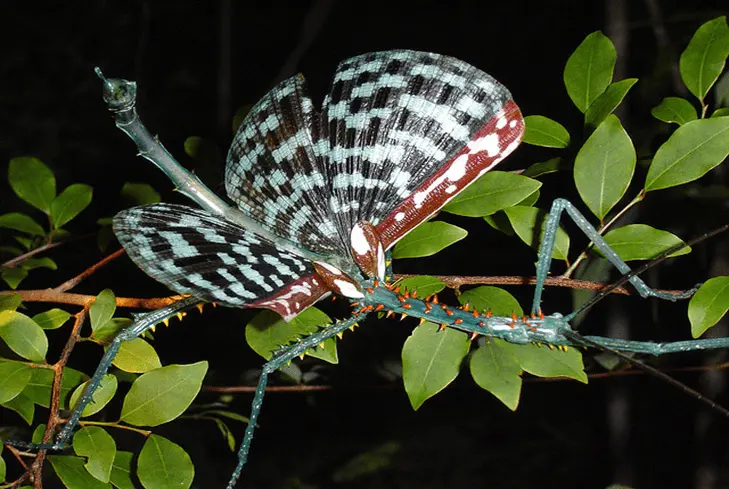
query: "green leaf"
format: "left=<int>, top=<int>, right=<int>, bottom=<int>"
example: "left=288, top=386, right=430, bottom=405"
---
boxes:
left=110, top=451, right=135, bottom=489
left=120, top=361, right=208, bottom=426
left=73, top=427, right=116, bottom=483
left=24, top=367, right=86, bottom=408
left=21, top=257, right=57, bottom=271
left=504, top=343, right=587, bottom=383
left=331, top=441, right=401, bottom=483
left=584, top=78, right=638, bottom=128
left=679, top=17, right=729, bottom=102
left=651, top=97, right=698, bottom=125
left=522, top=158, right=567, bottom=178
left=645, top=117, right=729, bottom=191
left=92, top=317, right=130, bottom=344
left=90, top=289, right=116, bottom=332
left=396, top=275, right=446, bottom=299
left=69, top=374, right=118, bottom=417
left=0, top=213, right=45, bottom=236
left=8, top=157, right=56, bottom=214
left=457, top=286, right=523, bottom=317
left=305, top=336, right=339, bottom=364
left=0, top=293, right=22, bottom=312
left=212, top=418, right=236, bottom=451
left=33, top=308, right=71, bottom=330
left=600, top=224, right=690, bottom=261
left=0, top=448, right=5, bottom=482
left=245, top=307, right=335, bottom=362
left=138, top=435, right=194, bottom=489
left=689, top=276, right=729, bottom=338
left=32, top=424, right=46, bottom=444
left=713, top=107, right=729, bottom=118
left=503, top=206, right=570, bottom=260
left=1, top=392, right=34, bottom=425
left=402, top=323, right=470, bottom=410
left=574, top=115, right=636, bottom=220
left=470, top=339, right=522, bottom=410
left=0, top=310, right=48, bottom=361
left=120, top=182, right=161, bottom=205
left=48, top=455, right=112, bottom=489
left=2, top=268, right=28, bottom=289
left=522, top=115, right=570, bottom=148
left=0, top=361, right=33, bottom=403
left=392, top=221, right=467, bottom=259
left=564, top=31, right=617, bottom=112
left=442, top=171, right=542, bottom=217
left=51, top=183, right=93, bottom=229
left=112, top=338, right=162, bottom=373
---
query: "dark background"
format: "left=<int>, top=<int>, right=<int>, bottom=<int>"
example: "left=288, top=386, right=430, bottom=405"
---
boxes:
left=2, top=1, right=729, bottom=488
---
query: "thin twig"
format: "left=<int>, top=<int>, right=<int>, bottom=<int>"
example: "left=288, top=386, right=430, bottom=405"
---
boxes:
left=0, top=290, right=180, bottom=309
left=1, top=241, right=64, bottom=268
left=54, top=248, right=126, bottom=292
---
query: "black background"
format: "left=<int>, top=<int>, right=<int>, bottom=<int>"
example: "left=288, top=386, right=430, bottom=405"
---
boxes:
left=2, top=1, right=729, bottom=488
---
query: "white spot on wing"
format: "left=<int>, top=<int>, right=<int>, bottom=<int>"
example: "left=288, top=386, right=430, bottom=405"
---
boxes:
left=395, top=212, right=405, bottom=221
left=315, top=261, right=342, bottom=275
left=350, top=224, right=370, bottom=255
left=334, top=280, right=364, bottom=298
left=446, top=185, right=457, bottom=194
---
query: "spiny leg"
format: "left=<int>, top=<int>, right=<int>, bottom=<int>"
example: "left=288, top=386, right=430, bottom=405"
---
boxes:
left=531, top=198, right=695, bottom=319
left=227, top=312, right=366, bottom=489
left=5, top=296, right=203, bottom=451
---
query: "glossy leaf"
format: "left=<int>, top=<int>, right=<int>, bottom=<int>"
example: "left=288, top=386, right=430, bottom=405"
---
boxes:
left=2, top=268, right=28, bottom=289
left=1, top=392, right=34, bottom=424
left=470, top=339, right=522, bottom=410
left=503, top=206, right=570, bottom=260
left=120, top=361, right=208, bottom=426
left=443, top=171, right=541, bottom=217
left=392, top=221, right=467, bottom=259
left=24, top=367, right=86, bottom=408
left=0, top=361, right=33, bottom=403
left=564, top=31, right=616, bottom=112
left=245, top=307, right=337, bottom=363
left=651, top=97, right=698, bottom=125
left=396, top=275, right=446, bottom=299
left=522, top=115, right=570, bottom=148
left=112, top=338, right=162, bottom=373
left=574, top=115, right=636, bottom=220
left=0, top=213, right=45, bottom=236
left=51, top=183, right=93, bottom=229
left=505, top=343, right=587, bottom=383
left=0, top=310, right=48, bottom=362
left=138, top=435, right=194, bottom=489
left=120, top=182, right=161, bottom=205
left=522, top=158, right=567, bottom=178
left=645, top=117, right=729, bottom=191
left=584, top=78, right=638, bottom=128
left=33, top=308, right=71, bottom=330
left=8, top=157, right=56, bottom=214
left=69, top=374, right=118, bottom=417
left=0, top=293, right=22, bottom=312
left=73, top=427, right=116, bottom=483
left=402, top=322, right=470, bottom=410
left=305, top=336, right=339, bottom=364
left=110, top=451, right=135, bottom=489
left=689, top=276, right=729, bottom=338
left=601, top=224, right=690, bottom=261
left=48, top=455, right=111, bottom=489
left=679, top=17, right=729, bottom=101
left=90, top=289, right=116, bottom=332
left=713, top=107, right=729, bottom=118
left=457, top=286, right=523, bottom=317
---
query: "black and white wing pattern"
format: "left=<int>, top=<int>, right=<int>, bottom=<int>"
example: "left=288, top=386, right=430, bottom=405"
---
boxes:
left=113, top=204, right=328, bottom=320
left=116, top=50, right=524, bottom=320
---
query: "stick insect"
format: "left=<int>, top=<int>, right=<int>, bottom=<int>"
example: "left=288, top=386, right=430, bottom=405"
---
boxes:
left=7, top=49, right=729, bottom=489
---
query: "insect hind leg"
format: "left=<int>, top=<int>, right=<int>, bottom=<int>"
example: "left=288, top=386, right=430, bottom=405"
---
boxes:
left=4, top=296, right=203, bottom=452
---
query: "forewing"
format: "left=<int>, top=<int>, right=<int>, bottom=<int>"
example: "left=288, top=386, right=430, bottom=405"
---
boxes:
left=113, top=203, right=329, bottom=320
left=225, top=75, right=346, bottom=258
left=321, top=50, right=525, bottom=248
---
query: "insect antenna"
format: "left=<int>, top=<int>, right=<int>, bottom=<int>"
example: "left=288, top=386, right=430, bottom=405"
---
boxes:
left=571, top=222, right=729, bottom=318
left=566, top=222, right=729, bottom=415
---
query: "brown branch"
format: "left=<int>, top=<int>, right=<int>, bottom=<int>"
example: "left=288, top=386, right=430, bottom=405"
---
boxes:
left=1, top=241, right=64, bottom=268
left=54, top=248, right=126, bottom=292
left=392, top=273, right=692, bottom=297
left=0, top=289, right=180, bottom=309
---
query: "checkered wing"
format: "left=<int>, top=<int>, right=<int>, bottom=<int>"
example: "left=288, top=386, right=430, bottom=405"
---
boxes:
left=322, top=50, right=524, bottom=248
left=113, top=203, right=328, bottom=320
